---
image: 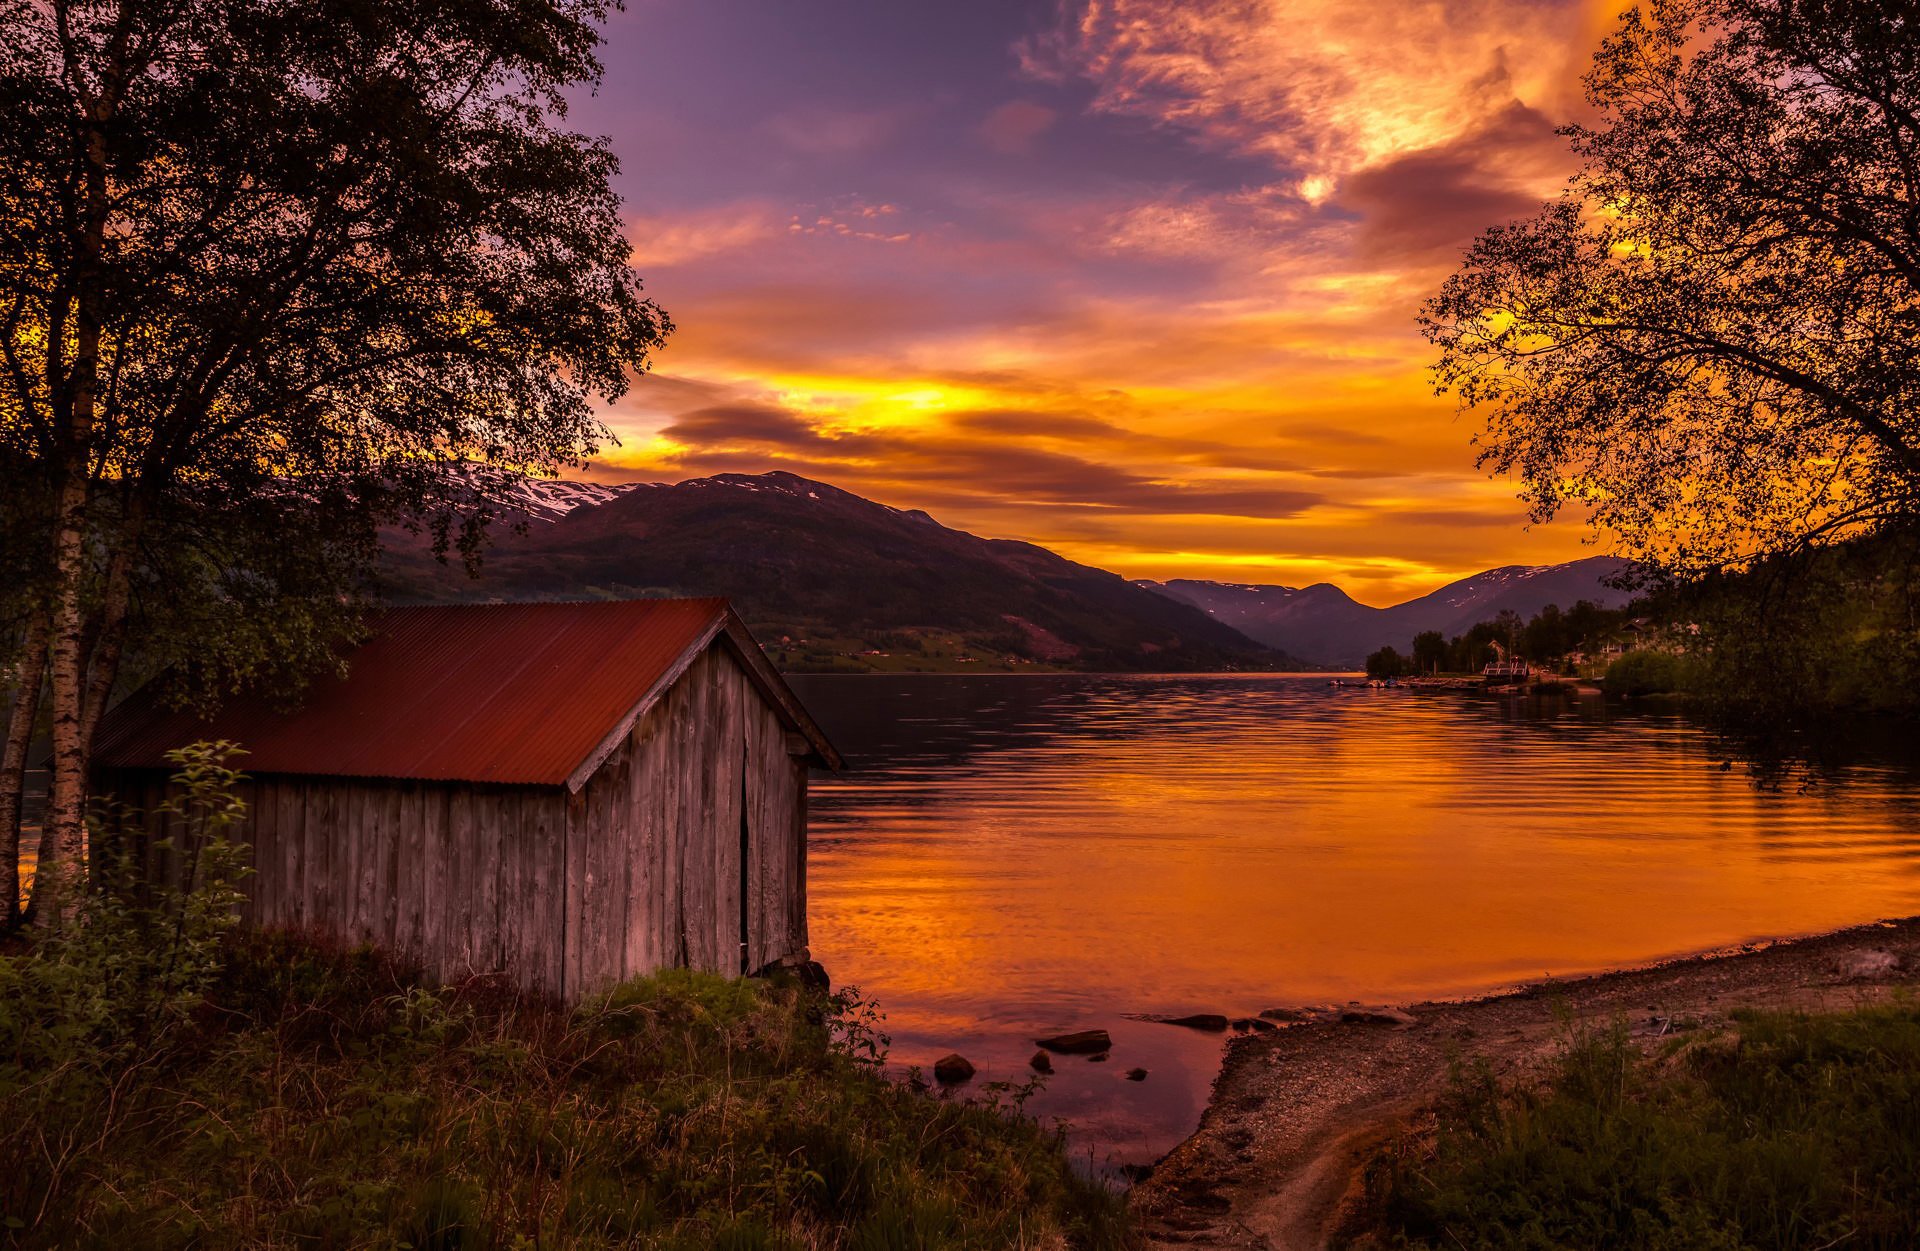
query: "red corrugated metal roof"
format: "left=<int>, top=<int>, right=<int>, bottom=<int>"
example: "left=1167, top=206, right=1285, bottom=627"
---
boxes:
left=94, top=599, right=750, bottom=787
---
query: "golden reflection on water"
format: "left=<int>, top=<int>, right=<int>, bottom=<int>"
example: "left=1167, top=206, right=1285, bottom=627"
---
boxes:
left=791, top=674, right=1920, bottom=1168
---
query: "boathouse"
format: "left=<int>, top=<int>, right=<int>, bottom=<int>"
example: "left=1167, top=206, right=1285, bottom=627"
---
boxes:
left=91, top=599, right=841, bottom=1001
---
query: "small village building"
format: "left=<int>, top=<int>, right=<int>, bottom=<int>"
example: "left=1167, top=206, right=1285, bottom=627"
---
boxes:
left=92, top=599, right=841, bottom=1001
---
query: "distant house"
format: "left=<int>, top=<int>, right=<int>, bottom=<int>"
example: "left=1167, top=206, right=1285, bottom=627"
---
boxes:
left=92, top=599, right=841, bottom=1001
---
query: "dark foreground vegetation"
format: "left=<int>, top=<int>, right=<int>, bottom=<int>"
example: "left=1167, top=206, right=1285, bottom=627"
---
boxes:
left=0, top=779, right=1130, bottom=1251
left=1346, top=1003, right=1920, bottom=1251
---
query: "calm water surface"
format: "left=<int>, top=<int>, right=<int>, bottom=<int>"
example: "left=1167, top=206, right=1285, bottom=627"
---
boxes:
left=788, top=673, right=1920, bottom=1172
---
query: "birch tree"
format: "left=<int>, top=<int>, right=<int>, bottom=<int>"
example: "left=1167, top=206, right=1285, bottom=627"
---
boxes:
left=0, top=0, right=669, bottom=922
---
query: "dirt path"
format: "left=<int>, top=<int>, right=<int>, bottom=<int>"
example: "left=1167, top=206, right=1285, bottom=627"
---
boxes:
left=1127, top=917, right=1920, bottom=1250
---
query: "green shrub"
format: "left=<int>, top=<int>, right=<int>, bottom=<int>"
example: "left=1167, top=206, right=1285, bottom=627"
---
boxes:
left=1348, top=1003, right=1920, bottom=1250
left=1605, top=649, right=1693, bottom=697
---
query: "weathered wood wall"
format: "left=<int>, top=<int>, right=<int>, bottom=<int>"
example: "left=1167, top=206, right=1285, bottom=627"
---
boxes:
left=97, top=640, right=810, bottom=1001
left=566, top=644, right=808, bottom=994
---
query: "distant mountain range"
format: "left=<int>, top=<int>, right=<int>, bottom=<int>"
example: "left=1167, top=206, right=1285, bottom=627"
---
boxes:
left=383, top=471, right=1300, bottom=672
left=385, top=470, right=1633, bottom=673
left=1139, top=557, right=1635, bottom=668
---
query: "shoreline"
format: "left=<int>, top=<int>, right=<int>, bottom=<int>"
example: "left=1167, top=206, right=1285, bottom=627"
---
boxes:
left=1129, top=915, right=1920, bottom=1249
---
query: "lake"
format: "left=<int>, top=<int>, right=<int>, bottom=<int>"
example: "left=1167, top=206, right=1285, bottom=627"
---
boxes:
left=788, top=673, right=1920, bottom=1174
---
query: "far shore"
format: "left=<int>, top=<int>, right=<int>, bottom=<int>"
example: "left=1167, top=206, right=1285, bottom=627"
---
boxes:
left=1130, top=915, right=1920, bottom=1250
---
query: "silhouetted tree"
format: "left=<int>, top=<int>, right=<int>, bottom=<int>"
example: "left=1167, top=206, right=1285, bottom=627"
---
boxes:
left=1365, top=646, right=1409, bottom=680
left=1521, top=604, right=1569, bottom=664
left=0, top=0, right=670, bottom=920
left=1411, top=630, right=1448, bottom=674
left=1426, top=0, right=1920, bottom=575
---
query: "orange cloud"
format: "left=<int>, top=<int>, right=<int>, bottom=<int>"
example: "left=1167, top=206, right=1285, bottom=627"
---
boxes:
left=595, top=1, right=1634, bottom=605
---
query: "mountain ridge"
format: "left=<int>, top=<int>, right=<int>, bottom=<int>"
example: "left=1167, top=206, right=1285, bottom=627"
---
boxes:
left=392, top=470, right=1627, bottom=672
left=1139, top=555, right=1636, bottom=667
left=384, top=471, right=1300, bottom=672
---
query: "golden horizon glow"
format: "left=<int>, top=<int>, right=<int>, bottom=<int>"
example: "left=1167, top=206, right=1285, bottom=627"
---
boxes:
left=582, top=1, right=1634, bottom=607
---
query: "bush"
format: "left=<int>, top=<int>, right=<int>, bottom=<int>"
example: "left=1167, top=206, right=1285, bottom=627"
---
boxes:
left=1605, top=649, right=1692, bottom=697
left=0, top=748, right=1130, bottom=1249
left=1347, top=1004, right=1920, bottom=1250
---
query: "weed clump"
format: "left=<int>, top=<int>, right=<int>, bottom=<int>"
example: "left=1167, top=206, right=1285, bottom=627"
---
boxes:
left=1347, top=1005, right=1920, bottom=1250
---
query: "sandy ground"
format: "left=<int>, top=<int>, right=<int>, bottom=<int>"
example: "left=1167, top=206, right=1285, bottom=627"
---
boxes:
left=1127, top=917, right=1920, bottom=1250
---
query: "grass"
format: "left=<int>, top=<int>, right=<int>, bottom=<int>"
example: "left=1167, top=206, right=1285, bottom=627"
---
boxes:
left=1343, top=1002, right=1920, bottom=1250
left=0, top=931, right=1133, bottom=1249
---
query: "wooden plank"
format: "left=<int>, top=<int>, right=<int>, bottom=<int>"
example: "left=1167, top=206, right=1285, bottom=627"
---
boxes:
left=716, top=660, right=745, bottom=975
left=561, top=785, right=585, bottom=999
left=366, top=785, right=387, bottom=946
left=394, top=784, right=422, bottom=961
left=574, top=752, right=617, bottom=995
left=510, top=791, right=537, bottom=997
left=378, top=783, right=402, bottom=947
left=477, top=788, right=500, bottom=979
left=792, top=757, right=810, bottom=955
left=624, top=712, right=661, bottom=979
left=491, top=789, right=519, bottom=988
left=447, top=785, right=475, bottom=980
left=305, top=783, right=331, bottom=939
left=744, top=696, right=773, bottom=970
left=420, top=786, right=449, bottom=982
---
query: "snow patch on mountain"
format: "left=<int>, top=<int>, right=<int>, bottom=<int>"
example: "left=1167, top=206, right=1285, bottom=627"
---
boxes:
left=492, top=477, right=649, bottom=522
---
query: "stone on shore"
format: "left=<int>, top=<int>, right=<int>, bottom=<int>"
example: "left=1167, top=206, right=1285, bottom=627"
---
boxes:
left=1834, top=948, right=1902, bottom=980
left=1340, top=1006, right=1420, bottom=1028
left=933, top=1053, right=976, bottom=1084
left=1037, top=1029, right=1113, bottom=1054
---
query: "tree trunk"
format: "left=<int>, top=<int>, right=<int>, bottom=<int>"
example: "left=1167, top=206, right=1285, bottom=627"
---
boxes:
left=39, top=474, right=96, bottom=924
left=0, top=613, right=50, bottom=931
left=78, top=538, right=133, bottom=752
left=35, top=31, right=118, bottom=925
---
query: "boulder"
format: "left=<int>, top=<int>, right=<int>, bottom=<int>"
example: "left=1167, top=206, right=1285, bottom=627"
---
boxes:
left=1125, top=1068, right=1148, bottom=1081
left=1037, top=1029, right=1113, bottom=1054
left=933, top=1053, right=976, bottom=1084
left=1340, top=1006, right=1420, bottom=1028
left=1029, top=1050, right=1053, bottom=1074
left=1834, top=948, right=1902, bottom=980
left=1233, top=1017, right=1278, bottom=1032
left=1161, top=1014, right=1230, bottom=1032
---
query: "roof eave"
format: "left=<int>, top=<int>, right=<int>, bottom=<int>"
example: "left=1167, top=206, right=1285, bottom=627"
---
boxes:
left=562, top=611, right=731, bottom=792
left=715, top=610, right=845, bottom=771
left=561, top=605, right=844, bottom=792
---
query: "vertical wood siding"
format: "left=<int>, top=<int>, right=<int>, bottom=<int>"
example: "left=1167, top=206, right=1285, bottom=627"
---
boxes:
left=94, top=639, right=810, bottom=1002
left=564, top=644, right=809, bottom=996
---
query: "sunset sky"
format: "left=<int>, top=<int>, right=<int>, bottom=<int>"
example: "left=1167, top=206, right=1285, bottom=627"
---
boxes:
left=573, top=0, right=1627, bottom=606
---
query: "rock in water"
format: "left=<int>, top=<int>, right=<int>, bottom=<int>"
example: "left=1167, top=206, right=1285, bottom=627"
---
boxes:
left=1029, top=1050, right=1053, bottom=1073
left=1162, top=1014, right=1229, bottom=1032
left=933, top=1053, right=976, bottom=1084
left=1125, top=1068, right=1148, bottom=1081
left=1037, top=1029, right=1113, bottom=1054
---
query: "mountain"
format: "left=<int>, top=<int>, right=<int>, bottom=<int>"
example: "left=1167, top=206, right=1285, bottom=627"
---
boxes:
left=1141, top=556, right=1635, bottom=667
left=383, top=471, right=1298, bottom=672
